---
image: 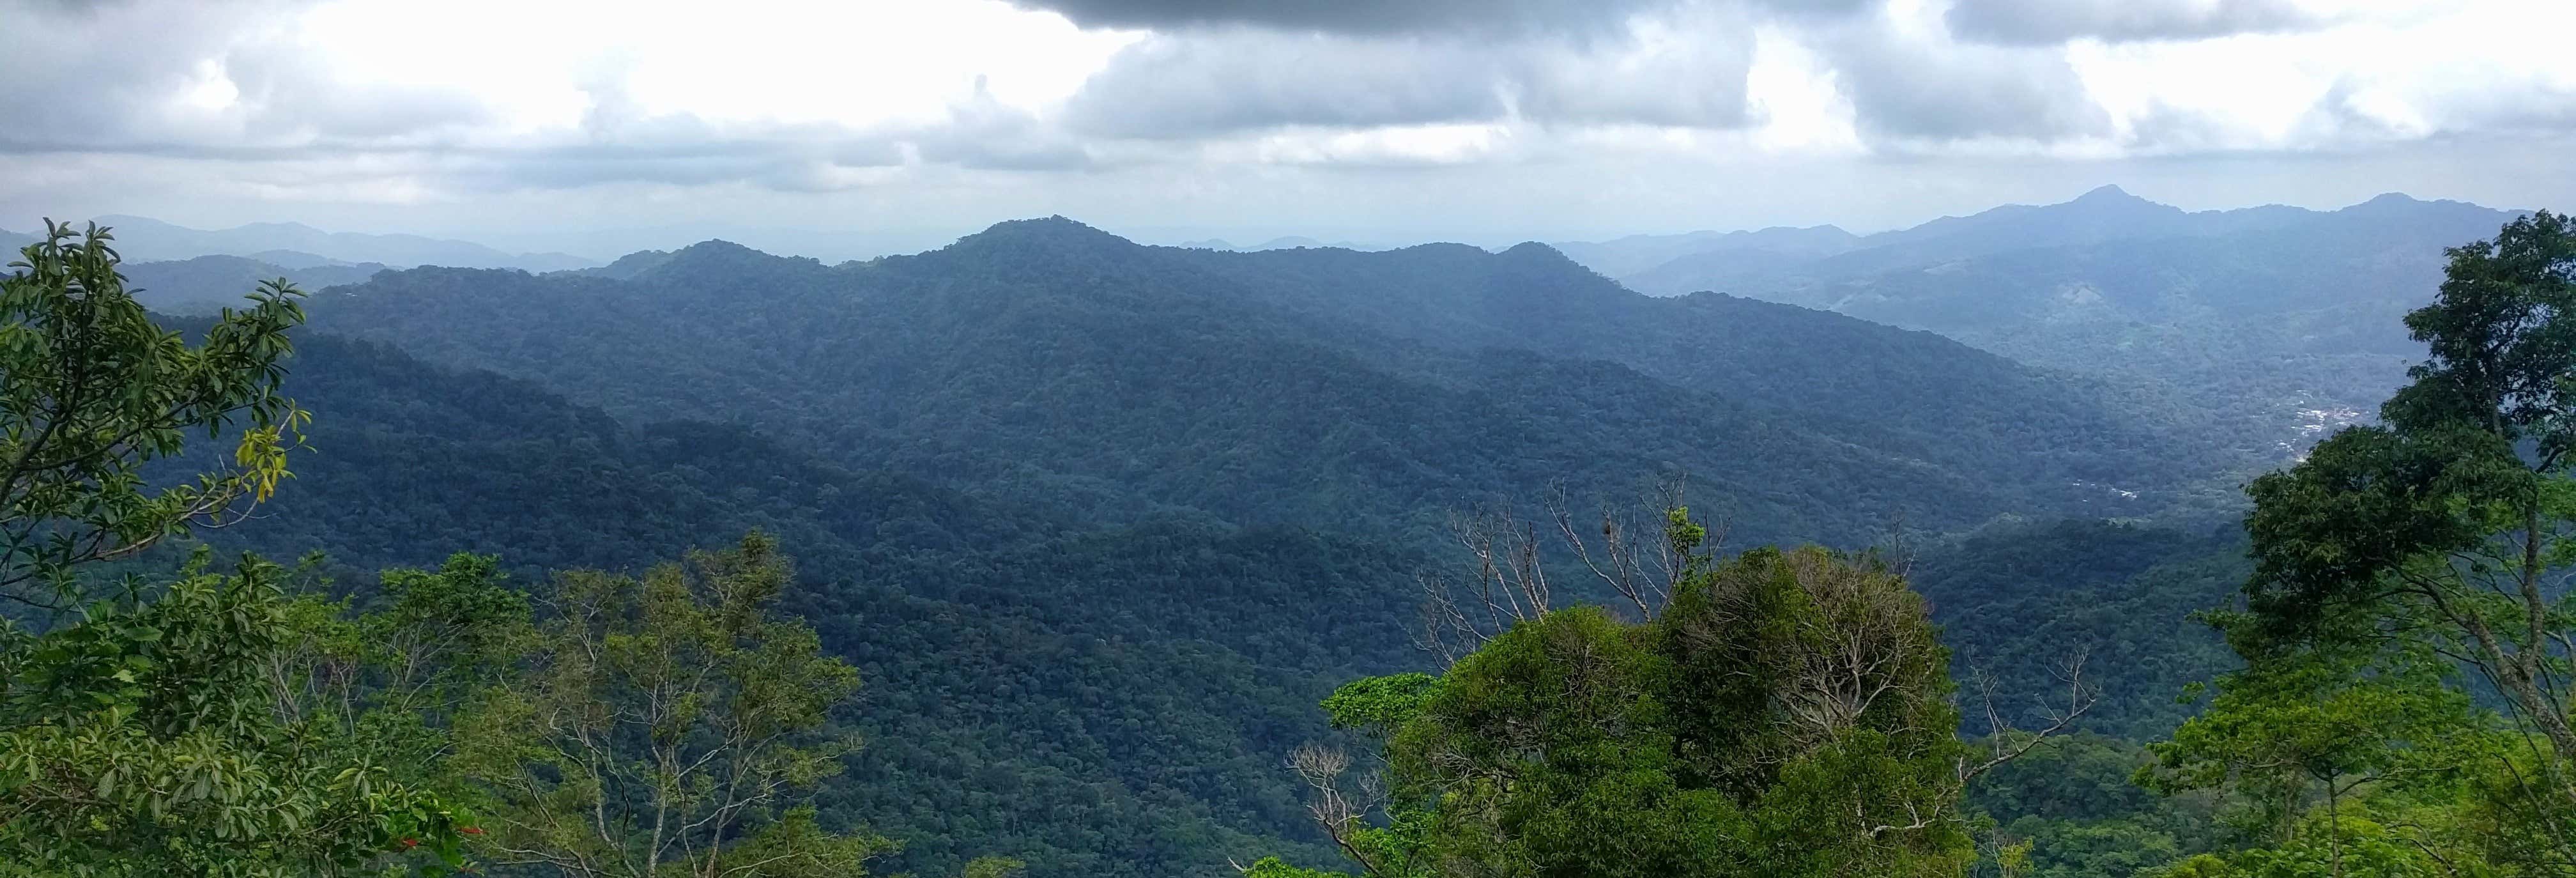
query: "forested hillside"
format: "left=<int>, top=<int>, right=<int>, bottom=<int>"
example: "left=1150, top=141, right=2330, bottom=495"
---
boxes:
left=121, top=255, right=387, bottom=314
left=64, top=214, right=2268, bottom=875
left=1600, top=189, right=2523, bottom=452
left=159, top=331, right=1427, bottom=875
left=97, top=218, right=2272, bottom=874
left=153, top=323, right=2260, bottom=876
left=300, top=217, right=2246, bottom=540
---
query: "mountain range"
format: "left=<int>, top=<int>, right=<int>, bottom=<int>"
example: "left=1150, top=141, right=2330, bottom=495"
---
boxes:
left=1559, top=187, right=2522, bottom=454
left=115, top=207, right=2306, bottom=874
left=296, top=217, right=2241, bottom=537
left=80, top=188, right=2526, bottom=876
left=2, top=214, right=597, bottom=271
left=118, top=254, right=391, bottom=314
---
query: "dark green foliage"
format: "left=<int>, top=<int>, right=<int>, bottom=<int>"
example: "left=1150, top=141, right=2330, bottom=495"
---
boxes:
left=147, top=332, right=1416, bottom=877
left=1910, top=520, right=2246, bottom=737
left=1970, top=734, right=2223, bottom=878
left=299, top=218, right=2236, bottom=541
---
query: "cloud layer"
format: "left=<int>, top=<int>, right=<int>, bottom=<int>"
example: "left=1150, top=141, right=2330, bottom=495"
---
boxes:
left=1, top=0, right=2569, bottom=251
left=1945, top=0, right=2326, bottom=45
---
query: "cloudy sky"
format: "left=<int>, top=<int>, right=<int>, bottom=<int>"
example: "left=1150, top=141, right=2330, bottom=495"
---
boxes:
left=3, top=0, right=2569, bottom=260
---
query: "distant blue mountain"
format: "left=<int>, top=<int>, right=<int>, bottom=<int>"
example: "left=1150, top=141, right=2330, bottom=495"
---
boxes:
left=78, top=215, right=597, bottom=271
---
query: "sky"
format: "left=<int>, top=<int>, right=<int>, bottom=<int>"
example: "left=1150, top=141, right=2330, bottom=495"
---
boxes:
left=3, top=0, right=2570, bottom=261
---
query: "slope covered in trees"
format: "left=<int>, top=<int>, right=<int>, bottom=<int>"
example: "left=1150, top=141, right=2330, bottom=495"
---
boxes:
left=61, top=214, right=2272, bottom=875
left=148, top=322, right=2271, bottom=876
left=300, top=217, right=2246, bottom=542
left=121, top=255, right=387, bottom=314
left=153, top=213, right=2313, bottom=875
left=161, top=330, right=1429, bottom=876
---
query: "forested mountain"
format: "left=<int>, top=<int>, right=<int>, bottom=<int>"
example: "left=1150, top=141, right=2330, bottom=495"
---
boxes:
left=301, top=217, right=2245, bottom=543
left=70, top=214, right=598, bottom=270
left=1597, top=189, right=2522, bottom=451
left=160, top=330, right=1422, bottom=877
left=94, top=213, right=2292, bottom=875
left=209, top=324, right=2247, bottom=878
left=1550, top=224, right=1859, bottom=279
left=119, top=254, right=387, bottom=313
left=17, top=199, right=2572, bottom=878
left=1910, top=518, right=2245, bottom=739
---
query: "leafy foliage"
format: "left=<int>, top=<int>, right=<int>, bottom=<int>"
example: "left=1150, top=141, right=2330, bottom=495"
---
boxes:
left=0, top=553, right=474, bottom=877
left=2134, top=210, right=2576, bottom=876
left=1268, top=541, right=1986, bottom=878
left=0, top=221, right=308, bottom=610
left=449, top=533, right=889, bottom=877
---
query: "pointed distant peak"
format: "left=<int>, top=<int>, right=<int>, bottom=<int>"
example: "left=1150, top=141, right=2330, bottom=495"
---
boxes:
left=2361, top=192, right=2422, bottom=206
left=2073, top=184, right=2143, bottom=203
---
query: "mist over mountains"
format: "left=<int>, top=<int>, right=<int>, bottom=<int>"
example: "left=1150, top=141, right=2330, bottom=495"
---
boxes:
left=1, top=214, right=598, bottom=272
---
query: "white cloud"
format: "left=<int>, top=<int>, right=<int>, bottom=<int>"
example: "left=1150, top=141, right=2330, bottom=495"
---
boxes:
left=1, top=0, right=2570, bottom=249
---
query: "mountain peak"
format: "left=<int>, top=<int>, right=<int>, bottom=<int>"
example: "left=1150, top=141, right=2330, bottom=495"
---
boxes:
left=951, top=215, right=1138, bottom=254
left=1499, top=241, right=1579, bottom=265
left=635, top=239, right=822, bottom=284
left=668, top=238, right=767, bottom=260
left=2072, top=184, right=2143, bottom=204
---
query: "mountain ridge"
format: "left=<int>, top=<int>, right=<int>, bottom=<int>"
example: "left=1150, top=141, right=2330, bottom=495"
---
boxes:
left=74, top=213, right=598, bottom=271
left=303, top=215, right=2234, bottom=544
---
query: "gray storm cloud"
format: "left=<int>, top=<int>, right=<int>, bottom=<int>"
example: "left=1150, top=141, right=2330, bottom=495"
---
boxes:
left=1944, top=0, right=2326, bottom=45
left=1820, top=20, right=2113, bottom=142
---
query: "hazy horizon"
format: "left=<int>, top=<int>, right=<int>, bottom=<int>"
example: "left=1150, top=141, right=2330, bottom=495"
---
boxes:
left=7, top=183, right=2522, bottom=266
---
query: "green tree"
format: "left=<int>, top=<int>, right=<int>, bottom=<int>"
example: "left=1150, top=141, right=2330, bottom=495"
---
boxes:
left=0, top=220, right=307, bottom=610
left=2233, top=210, right=2576, bottom=868
left=265, top=553, right=532, bottom=796
left=0, top=222, right=464, bottom=875
left=1267, top=509, right=2082, bottom=878
left=0, top=552, right=475, bottom=877
left=450, top=532, right=893, bottom=877
left=2140, top=631, right=2482, bottom=877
